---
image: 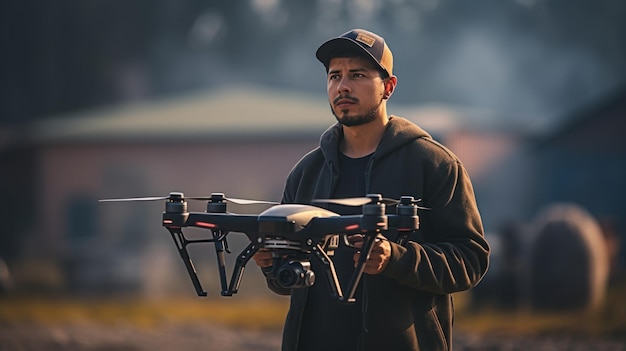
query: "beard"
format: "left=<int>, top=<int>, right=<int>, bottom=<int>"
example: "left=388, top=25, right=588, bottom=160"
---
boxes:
left=330, top=94, right=384, bottom=127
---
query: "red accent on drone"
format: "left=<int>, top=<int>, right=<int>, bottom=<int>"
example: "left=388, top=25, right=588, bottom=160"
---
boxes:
left=195, top=221, right=217, bottom=228
left=163, top=219, right=173, bottom=224
left=345, top=224, right=359, bottom=231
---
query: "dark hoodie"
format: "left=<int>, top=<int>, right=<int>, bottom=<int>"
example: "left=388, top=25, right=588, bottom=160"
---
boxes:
left=270, top=116, right=490, bottom=351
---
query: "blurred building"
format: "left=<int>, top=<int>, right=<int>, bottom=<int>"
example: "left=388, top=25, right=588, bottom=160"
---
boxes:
left=533, top=85, right=626, bottom=277
left=473, top=85, right=626, bottom=309
left=1, top=86, right=329, bottom=297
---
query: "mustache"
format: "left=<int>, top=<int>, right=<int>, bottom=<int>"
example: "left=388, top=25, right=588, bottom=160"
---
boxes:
left=333, top=95, right=359, bottom=105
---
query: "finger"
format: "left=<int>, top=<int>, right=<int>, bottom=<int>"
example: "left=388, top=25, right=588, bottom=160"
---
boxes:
left=347, top=234, right=364, bottom=244
left=255, top=258, right=273, bottom=268
left=353, top=251, right=373, bottom=265
left=354, top=249, right=387, bottom=274
left=252, top=252, right=274, bottom=267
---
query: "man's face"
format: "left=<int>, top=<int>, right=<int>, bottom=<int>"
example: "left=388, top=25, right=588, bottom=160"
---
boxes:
left=326, top=56, right=387, bottom=127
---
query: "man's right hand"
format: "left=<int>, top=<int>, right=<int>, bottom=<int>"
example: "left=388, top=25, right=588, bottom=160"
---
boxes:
left=252, top=249, right=274, bottom=268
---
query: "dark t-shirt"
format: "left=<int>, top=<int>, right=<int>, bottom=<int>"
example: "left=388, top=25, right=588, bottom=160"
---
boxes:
left=297, top=152, right=372, bottom=351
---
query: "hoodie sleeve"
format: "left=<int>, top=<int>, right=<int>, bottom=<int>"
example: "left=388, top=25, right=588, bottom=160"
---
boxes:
left=382, top=158, right=490, bottom=294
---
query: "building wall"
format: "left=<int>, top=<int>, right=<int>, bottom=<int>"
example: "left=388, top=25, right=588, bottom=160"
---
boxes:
left=28, top=139, right=319, bottom=297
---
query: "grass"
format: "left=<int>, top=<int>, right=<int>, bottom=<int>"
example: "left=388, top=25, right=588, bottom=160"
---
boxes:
left=1, top=282, right=625, bottom=340
left=455, top=280, right=626, bottom=340
left=0, top=295, right=290, bottom=330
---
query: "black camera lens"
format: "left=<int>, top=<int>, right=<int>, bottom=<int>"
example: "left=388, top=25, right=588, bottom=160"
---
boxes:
left=276, top=261, right=315, bottom=289
left=277, top=265, right=299, bottom=287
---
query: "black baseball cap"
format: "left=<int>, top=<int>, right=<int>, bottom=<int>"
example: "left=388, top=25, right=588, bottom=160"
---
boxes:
left=316, top=29, right=393, bottom=77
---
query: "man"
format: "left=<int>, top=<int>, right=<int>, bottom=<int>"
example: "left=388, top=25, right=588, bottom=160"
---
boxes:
left=253, top=29, right=490, bottom=351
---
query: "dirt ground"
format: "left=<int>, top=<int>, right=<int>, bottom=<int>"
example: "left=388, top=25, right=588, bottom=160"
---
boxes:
left=1, top=322, right=625, bottom=351
left=0, top=322, right=280, bottom=351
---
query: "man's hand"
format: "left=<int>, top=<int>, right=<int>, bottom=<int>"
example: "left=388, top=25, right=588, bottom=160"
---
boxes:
left=349, top=234, right=391, bottom=275
left=252, top=249, right=274, bottom=268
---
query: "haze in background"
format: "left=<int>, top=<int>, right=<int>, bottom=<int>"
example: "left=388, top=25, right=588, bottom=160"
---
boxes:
left=2, top=0, right=625, bottom=131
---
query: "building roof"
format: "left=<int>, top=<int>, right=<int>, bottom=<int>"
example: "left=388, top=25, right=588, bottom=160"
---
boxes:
left=12, top=85, right=536, bottom=146
left=536, top=84, right=626, bottom=150
left=24, top=86, right=332, bottom=144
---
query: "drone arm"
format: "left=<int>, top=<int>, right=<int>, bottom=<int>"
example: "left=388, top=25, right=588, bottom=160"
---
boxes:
left=186, top=212, right=258, bottom=233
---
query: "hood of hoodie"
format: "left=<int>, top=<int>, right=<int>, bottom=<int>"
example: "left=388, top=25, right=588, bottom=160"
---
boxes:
left=319, top=116, right=432, bottom=169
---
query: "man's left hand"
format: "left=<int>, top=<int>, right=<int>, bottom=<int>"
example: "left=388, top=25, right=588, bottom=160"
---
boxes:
left=349, top=234, right=391, bottom=275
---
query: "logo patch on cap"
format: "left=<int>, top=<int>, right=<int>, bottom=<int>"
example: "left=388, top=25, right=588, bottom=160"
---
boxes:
left=355, top=33, right=375, bottom=47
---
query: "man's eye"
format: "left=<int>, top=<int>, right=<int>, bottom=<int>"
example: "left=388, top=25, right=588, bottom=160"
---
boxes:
left=353, top=73, right=365, bottom=78
left=329, top=75, right=339, bottom=80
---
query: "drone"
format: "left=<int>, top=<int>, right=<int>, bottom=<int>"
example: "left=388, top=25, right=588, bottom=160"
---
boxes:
left=99, top=192, right=425, bottom=303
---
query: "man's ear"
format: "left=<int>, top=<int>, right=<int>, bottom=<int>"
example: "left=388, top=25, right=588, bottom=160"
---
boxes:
left=383, top=76, right=397, bottom=100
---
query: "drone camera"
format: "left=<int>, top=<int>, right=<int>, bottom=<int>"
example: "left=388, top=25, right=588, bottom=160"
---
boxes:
left=276, top=260, right=315, bottom=289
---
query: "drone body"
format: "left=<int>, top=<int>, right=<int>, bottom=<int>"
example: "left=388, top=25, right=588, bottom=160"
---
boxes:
left=100, top=192, right=422, bottom=303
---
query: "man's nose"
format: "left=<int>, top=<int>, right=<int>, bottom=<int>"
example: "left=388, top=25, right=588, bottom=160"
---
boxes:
left=337, top=76, right=351, bottom=93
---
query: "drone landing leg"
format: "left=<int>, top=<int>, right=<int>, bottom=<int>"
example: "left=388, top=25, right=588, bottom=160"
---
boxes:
left=168, top=229, right=208, bottom=297
left=225, top=242, right=258, bottom=296
left=312, top=244, right=344, bottom=301
left=212, top=230, right=229, bottom=295
left=344, top=233, right=378, bottom=303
